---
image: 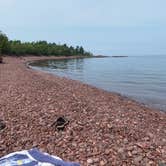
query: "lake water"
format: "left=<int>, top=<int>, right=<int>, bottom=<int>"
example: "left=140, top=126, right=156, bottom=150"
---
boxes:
left=30, top=56, right=166, bottom=111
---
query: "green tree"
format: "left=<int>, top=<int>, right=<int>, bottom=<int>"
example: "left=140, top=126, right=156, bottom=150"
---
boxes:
left=0, top=31, right=10, bottom=55
left=0, top=31, right=93, bottom=57
left=79, top=46, right=84, bottom=54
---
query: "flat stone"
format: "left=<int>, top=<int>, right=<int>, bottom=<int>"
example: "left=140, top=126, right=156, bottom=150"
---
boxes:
left=105, top=149, right=110, bottom=155
left=100, top=160, right=107, bottom=166
left=87, top=158, right=94, bottom=164
left=118, top=148, right=124, bottom=153
left=133, top=155, right=143, bottom=165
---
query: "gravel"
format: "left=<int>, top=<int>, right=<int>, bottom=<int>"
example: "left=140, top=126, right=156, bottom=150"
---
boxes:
left=0, top=56, right=166, bottom=165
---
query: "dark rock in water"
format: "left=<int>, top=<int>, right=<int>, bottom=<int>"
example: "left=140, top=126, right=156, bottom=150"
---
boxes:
left=0, top=120, right=6, bottom=131
left=52, top=116, right=69, bottom=131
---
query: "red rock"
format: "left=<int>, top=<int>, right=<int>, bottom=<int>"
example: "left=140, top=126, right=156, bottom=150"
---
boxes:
left=133, top=155, right=143, bottom=165
left=87, top=158, right=93, bottom=164
left=100, top=160, right=107, bottom=166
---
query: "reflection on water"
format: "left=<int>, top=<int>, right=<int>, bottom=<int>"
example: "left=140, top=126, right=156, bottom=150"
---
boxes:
left=32, top=58, right=84, bottom=71
left=30, top=56, right=166, bottom=111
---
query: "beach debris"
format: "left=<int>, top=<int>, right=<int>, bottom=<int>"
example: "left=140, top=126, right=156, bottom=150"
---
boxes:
left=0, top=119, right=6, bottom=131
left=52, top=116, right=69, bottom=131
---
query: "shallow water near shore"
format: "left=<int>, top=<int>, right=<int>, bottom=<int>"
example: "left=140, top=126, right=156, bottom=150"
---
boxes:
left=30, top=55, right=166, bottom=111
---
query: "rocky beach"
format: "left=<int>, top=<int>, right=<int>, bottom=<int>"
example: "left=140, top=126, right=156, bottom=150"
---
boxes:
left=0, top=56, right=166, bottom=165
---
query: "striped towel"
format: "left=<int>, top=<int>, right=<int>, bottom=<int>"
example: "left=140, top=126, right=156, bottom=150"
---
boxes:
left=0, top=148, right=80, bottom=166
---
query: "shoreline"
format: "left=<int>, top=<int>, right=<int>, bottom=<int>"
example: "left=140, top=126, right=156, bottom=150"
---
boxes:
left=0, top=56, right=166, bottom=165
left=27, top=56, right=165, bottom=113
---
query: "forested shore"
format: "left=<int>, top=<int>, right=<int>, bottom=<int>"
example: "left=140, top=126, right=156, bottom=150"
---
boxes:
left=0, top=31, right=92, bottom=63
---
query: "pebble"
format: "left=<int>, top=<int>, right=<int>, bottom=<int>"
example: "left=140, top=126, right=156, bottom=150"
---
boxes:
left=104, top=149, right=110, bottom=155
left=100, top=160, right=107, bottom=166
left=128, top=151, right=132, bottom=157
left=93, top=158, right=99, bottom=163
left=118, top=148, right=124, bottom=153
left=133, top=155, right=143, bottom=165
left=87, top=158, right=94, bottom=164
left=132, top=150, right=139, bottom=155
left=147, top=132, right=154, bottom=138
left=123, top=138, right=128, bottom=144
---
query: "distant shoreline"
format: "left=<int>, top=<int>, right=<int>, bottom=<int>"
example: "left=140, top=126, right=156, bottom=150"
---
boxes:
left=93, top=55, right=128, bottom=58
left=111, top=55, right=128, bottom=58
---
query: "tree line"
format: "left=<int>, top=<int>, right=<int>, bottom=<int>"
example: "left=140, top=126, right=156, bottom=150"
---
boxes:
left=0, top=31, right=92, bottom=59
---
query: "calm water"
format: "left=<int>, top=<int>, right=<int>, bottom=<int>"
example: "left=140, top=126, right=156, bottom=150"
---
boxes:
left=30, top=56, right=166, bottom=111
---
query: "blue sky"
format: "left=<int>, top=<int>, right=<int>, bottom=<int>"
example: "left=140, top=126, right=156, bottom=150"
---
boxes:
left=0, top=0, right=166, bottom=55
